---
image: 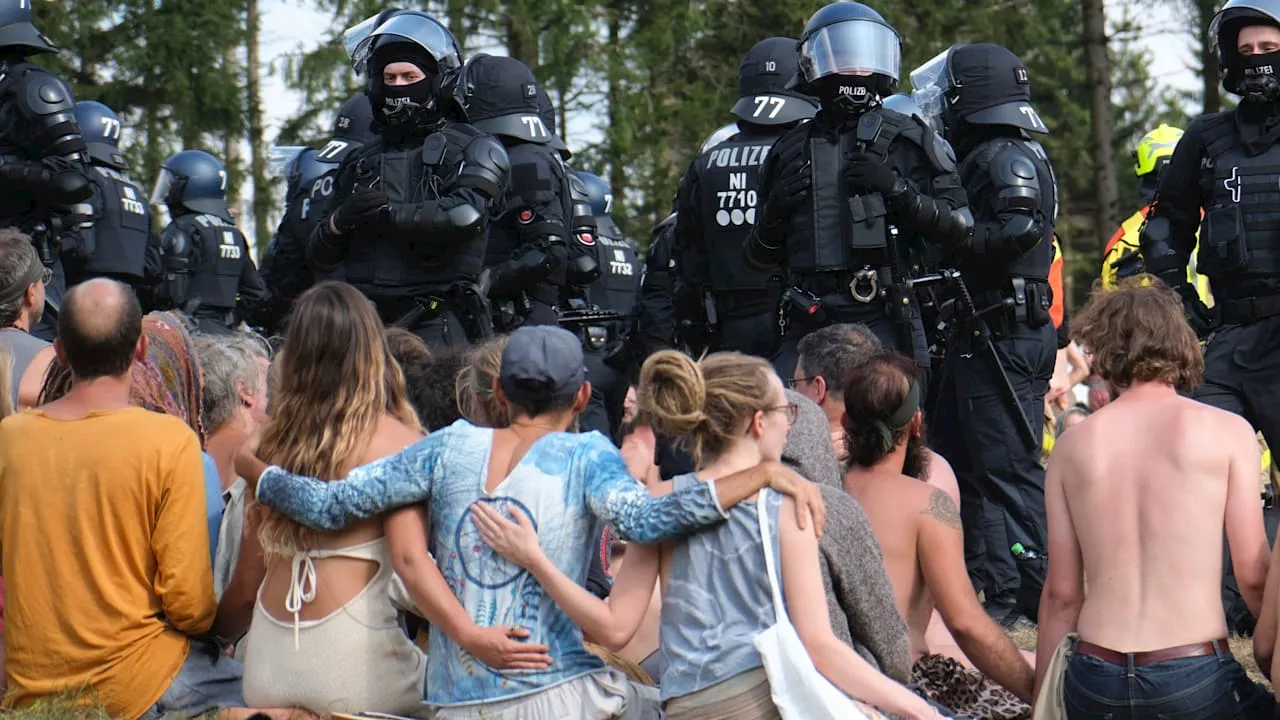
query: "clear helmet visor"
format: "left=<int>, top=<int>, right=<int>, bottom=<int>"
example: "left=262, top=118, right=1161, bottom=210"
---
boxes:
left=800, top=20, right=902, bottom=83
left=700, top=123, right=739, bottom=154
left=1210, top=0, right=1280, bottom=51
left=268, top=145, right=306, bottom=179
left=343, top=13, right=384, bottom=74
left=150, top=167, right=177, bottom=206
left=361, top=14, right=458, bottom=76
left=909, top=49, right=953, bottom=133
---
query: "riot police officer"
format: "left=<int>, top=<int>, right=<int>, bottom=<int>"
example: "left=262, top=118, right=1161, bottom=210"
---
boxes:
left=0, top=4, right=93, bottom=340
left=152, top=149, right=270, bottom=335
left=457, top=55, right=572, bottom=331
left=676, top=37, right=818, bottom=359
left=262, top=94, right=375, bottom=332
left=67, top=101, right=152, bottom=296
left=1140, top=0, right=1280, bottom=633
left=308, top=11, right=509, bottom=347
left=744, top=2, right=972, bottom=381
left=580, top=171, right=641, bottom=321
left=911, top=43, right=1058, bottom=625
left=572, top=170, right=639, bottom=435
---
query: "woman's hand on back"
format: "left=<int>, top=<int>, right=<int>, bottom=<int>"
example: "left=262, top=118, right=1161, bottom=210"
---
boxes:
left=472, top=502, right=548, bottom=571
left=761, top=462, right=827, bottom=538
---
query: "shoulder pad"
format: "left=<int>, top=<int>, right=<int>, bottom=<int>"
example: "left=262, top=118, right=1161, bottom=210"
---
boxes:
left=458, top=133, right=511, bottom=199
left=160, top=222, right=193, bottom=252
left=921, top=124, right=957, bottom=173
left=20, top=71, right=75, bottom=117
left=990, top=142, right=1040, bottom=190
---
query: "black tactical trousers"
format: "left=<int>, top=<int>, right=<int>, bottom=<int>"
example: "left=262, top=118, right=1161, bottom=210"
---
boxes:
left=1195, top=317, right=1280, bottom=634
left=931, top=320, right=1056, bottom=619
left=581, top=343, right=626, bottom=439
left=710, top=311, right=779, bottom=361
left=772, top=298, right=931, bottom=389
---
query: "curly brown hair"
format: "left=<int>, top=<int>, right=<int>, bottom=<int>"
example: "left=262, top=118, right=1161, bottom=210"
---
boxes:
left=1071, top=276, right=1203, bottom=393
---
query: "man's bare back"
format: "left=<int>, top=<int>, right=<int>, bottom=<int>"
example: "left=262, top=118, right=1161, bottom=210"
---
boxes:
left=1046, top=382, right=1269, bottom=652
left=846, top=470, right=938, bottom=658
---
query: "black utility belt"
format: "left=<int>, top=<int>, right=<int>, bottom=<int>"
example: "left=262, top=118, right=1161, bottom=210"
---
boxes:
left=966, top=277, right=1053, bottom=332
left=1218, top=294, right=1280, bottom=325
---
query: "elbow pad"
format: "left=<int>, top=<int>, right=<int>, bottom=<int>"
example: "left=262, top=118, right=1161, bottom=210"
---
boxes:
left=567, top=252, right=601, bottom=286
left=970, top=213, right=1040, bottom=256
left=458, top=135, right=511, bottom=200
left=0, top=156, right=91, bottom=204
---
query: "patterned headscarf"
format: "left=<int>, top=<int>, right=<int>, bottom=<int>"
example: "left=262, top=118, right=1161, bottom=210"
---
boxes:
left=129, top=311, right=205, bottom=444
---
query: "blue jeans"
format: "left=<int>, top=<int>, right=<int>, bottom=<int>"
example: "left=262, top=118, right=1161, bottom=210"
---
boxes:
left=1063, top=643, right=1273, bottom=719
left=139, top=639, right=245, bottom=719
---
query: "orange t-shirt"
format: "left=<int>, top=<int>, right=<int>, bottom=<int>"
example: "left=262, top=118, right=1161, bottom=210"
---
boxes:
left=0, top=407, right=215, bottom=719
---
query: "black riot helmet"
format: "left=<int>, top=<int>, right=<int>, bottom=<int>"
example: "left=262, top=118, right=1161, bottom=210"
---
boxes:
left=452, top=54, right=551, bottom=144
left=343, top=7, right=405, bottom=75
left=74, top=100, right=128, bottom=169
left=150, top=149, right=231, bottom=220
left=314, top=92, right=376, bottom=165
left=268, top=146, right=331, bottom=196
left=731, top=37, right=819, bottom=126
left=0, top=2, right=57, bottom=57
left=795, top=2, right=901, bottom=114
left=1211, top=0, right=1280, bottom=101
left=536, top=84, right=571, bottom=158
left=910, top=43, right=1047, bottom=136
left=362, top=11, right=463, bottom=132
left=575, top=171, right=613, bottom=216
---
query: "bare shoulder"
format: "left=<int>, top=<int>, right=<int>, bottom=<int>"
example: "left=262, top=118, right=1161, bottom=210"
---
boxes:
left=363, top=414, right=426, bottom=462
left=1188, top=397, right=1255, bottom=438
left=924, top=452, right=960, bottom=504
left=918, top=484, right=962, bottom=531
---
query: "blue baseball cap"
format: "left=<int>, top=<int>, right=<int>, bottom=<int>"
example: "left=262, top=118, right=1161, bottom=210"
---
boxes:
left=499, top=326, right=586, bottom=405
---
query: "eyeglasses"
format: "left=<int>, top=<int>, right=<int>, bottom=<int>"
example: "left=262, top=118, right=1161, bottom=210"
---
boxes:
left=39, top=267, right=52, bottom=287
left=764, top=403, right=799, bottom=426
left=784, top=376, right=817, bottom=389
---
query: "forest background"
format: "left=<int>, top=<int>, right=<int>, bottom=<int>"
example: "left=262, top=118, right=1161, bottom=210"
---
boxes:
left=33, top=0, right=1219, bottom=308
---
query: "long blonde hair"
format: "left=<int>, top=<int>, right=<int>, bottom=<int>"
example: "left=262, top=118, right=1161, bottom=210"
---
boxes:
left=456, top=335, right=510, bottom=428
left=257, top=281, right=420, bottom=557
left=638, top=350, right=775, bottom=468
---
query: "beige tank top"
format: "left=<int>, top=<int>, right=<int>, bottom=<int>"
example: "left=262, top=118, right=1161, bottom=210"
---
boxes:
left=241, top=537, right=429, bottom=718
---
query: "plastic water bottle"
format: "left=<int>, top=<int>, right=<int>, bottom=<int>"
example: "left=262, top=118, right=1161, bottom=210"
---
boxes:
left=1011, top=542, right=1041, bottom=561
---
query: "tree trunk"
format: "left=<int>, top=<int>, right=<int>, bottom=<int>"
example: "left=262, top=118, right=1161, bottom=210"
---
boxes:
left=246, top=0, right=270, bottom=252
left=221, top=44, right=241, bottom=212
left=447, top=0, right=469, bottom=51
left=1082, top=0, right=1119, bottom=242
left=1195, top=0, right=1220, bottom=114
left=504, top=6, right=539, bottom=71
left=606, top=1, right=625, bottom=211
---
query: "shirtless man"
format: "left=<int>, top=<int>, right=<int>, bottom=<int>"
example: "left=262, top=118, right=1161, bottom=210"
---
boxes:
left=841, top=351, right=1034, bottom=715
left=1037, top=280, right=1272, bottom=718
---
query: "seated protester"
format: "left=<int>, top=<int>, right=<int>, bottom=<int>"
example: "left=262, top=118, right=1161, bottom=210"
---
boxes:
left=243, top=325, right=825, bottom=718
left=474, top=350, right=946, bottom=720
left=237, top=282, right=447, bottom=717
left=40, top=309, right=225, bottom=566
left=0, top=279, right=298, bottom=719
left=195, top=333, right=271, bottom=603
left=783, top=389, right=913, bottom=684
left=0, top=229, right=54, bottom=410
left=842, top=352, right=1034, bottom=719
left=1039, top=280, right=1272, bottom=719
left=1055, top=404, right=1091, bottom=438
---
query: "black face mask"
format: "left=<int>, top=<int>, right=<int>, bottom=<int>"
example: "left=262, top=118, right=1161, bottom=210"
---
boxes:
left=380, top=78, right=435, bottom=126
left=813, top=75, right=878, bottom=117
left=1241, top=50, right=1280, bottom=104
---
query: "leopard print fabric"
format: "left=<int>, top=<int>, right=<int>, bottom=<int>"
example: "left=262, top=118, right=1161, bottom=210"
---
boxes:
left=911, top=653, right=1031, bottom=720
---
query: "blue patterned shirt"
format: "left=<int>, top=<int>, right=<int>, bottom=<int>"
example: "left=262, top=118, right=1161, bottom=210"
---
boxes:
left=255, top=420, right=729, bottom=706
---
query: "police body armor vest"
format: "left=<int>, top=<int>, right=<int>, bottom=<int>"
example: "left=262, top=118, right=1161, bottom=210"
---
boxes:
left=957, top=136, right=1057, bottom=287
left=1197, top=113, right=1280, bottom=295
left=177, top=212, right=247, bottom=311
left=785, top=108, right=920, bottom=274
left=84, top=164, right=150, bottom=280
left=697, top=130, right=782, bottom=294
left=589, top=223, right=641, bottom=315
left=344, top=123, right=489, bottom=294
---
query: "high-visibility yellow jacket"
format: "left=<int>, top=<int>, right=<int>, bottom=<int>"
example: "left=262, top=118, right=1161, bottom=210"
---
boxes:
left=1102, top=205, right=1212, bottom=305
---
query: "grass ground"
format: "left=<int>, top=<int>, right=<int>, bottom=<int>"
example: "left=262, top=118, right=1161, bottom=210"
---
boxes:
left=1005, top=626, right=1271, bottom=684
